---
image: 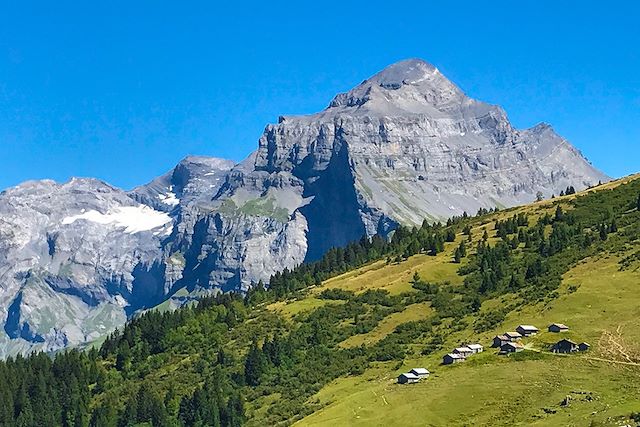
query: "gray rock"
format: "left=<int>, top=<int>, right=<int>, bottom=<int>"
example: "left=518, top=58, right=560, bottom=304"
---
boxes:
left=0, top=58, right=608, bottom=356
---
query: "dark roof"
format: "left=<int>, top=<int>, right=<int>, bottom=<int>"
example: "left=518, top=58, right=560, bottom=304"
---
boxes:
left=556, top=339, right=577, bottom=346
left=444, top=353, right=465, bottom=359
left=549, top=323, right=569, bottom=329
left=399, top=373, right=419, bottom=380
left=501, top=342, right=523, bottom=349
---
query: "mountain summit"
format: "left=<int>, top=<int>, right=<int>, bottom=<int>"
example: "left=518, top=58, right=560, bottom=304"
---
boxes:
left=0, top=59, right=608, bottom=356
left=328, top=58, right=473, bottom=116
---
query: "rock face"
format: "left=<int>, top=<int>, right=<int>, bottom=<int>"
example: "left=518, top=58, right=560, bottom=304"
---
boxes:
left=0, top=58, right=608, bottom=356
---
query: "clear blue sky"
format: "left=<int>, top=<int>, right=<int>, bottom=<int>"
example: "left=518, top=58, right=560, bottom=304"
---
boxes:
left=1, top=1, right=638, bottom=190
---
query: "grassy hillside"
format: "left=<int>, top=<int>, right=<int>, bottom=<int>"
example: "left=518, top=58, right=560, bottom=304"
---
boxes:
left=280, top=177, right=640, bottom=426
left=296, top=248, right=640, bottom=427
left=1, top=175, right=640, bottom=427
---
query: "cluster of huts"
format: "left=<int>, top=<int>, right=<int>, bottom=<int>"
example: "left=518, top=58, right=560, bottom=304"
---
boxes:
left=398, top=368, right=430, bottom=384
left=442, top=343, right=484, bottom=365
left=492, top=324, right=539, bottom=354
left=398, top=322, right=590, bottom=384
left=491, top=323, right=590, bottom=354
left=552, top=338, right=590, bottom=353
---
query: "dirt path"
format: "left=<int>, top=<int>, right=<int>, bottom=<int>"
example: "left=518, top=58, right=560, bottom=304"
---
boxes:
left=581, top=355, right=640, bottom=367
left=526, top=344, right=640, bottom=367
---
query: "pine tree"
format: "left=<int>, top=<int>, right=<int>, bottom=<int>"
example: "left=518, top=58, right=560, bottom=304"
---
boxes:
left=637, top=193, right=640, bottom=211
left=90, top=402, right=118, bottom=427
left=609, top=218, right=618, bottom=233
left=244, top=341, right=266, bottom=387
left=223, top=394, right=245, bottom=427
left=454, top=240, right=466, bottom=263
left=599, top=223, right=608, bottom=241
left=458, top=240, right=467, bottom=257
left=0, top=379, right=13, bottom=424
left=119, top=396, right=137, bottom=427
left=445, top=228, right=456, bottom=242
left=508, top=273, right=522, bottom=290
left=410, top=272, right=422, bottom=287
left=453, top=248, right=462, bottom=264
left=115, top=341, right=131, bottom=372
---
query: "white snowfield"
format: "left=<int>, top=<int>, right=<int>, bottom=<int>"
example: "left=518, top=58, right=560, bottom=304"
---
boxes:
left=62, top=205, right=173, bottom=234
left=157, top=191, right=179, bottom=206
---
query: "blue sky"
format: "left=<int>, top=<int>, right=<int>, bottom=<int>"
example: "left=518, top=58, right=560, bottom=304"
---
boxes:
left=1, top=1, right=638, bottom=190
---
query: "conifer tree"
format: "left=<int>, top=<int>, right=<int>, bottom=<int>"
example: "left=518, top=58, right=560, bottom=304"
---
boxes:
left=454, top=248, right=462, bottom=264
left=599, top=223, right=608, bottom=241
left=445, top=228, right=456, bottom=242
left=244, top=341, right=266, bottom=387
left=458, top=240, right=467, bottom=257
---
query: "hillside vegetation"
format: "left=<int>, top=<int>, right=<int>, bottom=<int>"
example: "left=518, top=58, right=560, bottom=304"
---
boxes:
left=1, top=176, right=639, bottom=427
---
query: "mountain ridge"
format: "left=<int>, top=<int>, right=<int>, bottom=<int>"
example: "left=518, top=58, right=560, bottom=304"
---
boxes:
left=0, top=58, right=609, bottom=356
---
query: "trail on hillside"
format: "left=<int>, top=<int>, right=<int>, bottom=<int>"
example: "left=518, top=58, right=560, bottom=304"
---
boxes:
left=596, top=326, right=640, bottom=365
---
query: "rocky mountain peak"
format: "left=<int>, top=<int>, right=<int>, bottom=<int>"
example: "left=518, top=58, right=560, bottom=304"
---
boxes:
left=327, top=58, right=472, bottom=117
left=369, top=58, right=438, bottom=87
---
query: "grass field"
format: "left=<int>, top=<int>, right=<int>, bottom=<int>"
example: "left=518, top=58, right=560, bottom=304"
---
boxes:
left=339, top=302, right=433, bottom=348
left=258, top=175, right=640, bottom=426
left=317, top=247, right=464, bottom=296
left=294, top=239, right=640, bottom=426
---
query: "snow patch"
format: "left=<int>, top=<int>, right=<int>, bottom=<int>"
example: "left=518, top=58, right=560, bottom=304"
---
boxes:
left=113, top=295, right=129, bottom=307
left=62, top=206, right=173, bottom=234
left=157, top=192, right=179, bottom=206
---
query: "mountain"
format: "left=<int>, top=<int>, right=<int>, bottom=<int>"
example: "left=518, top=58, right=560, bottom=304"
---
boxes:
left=1, top=174, right=638, bottom=426
left=0, top=58, right=608, bottom=356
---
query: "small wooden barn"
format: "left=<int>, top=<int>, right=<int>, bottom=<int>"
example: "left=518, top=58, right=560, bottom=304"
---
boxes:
left=410, top=368, right=430, bottom=378
left=516, top=325, right=539, bottom=337
left=492, top=335, right=509, bottom=348
left=398, top=373, right=420, bottom=384
left=452, top=346, right=473, bottom=356
left=500, top=342, right=524, bottom=354
left=443, top=353, right=466, bottom=365
left=466, top=344, right=484, bottom=353
left=552, top=339, right=578, bottom=353
left=548, top=323, right=569, bottom=333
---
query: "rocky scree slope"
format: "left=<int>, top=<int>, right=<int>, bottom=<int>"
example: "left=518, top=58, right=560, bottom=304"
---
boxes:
left=0, top=58, right=608, bottom=356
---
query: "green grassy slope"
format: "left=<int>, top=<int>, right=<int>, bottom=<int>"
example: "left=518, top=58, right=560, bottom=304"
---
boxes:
left=296, top=255, right=640, bottom=426
left=284, top=176, right=640, bottom=427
